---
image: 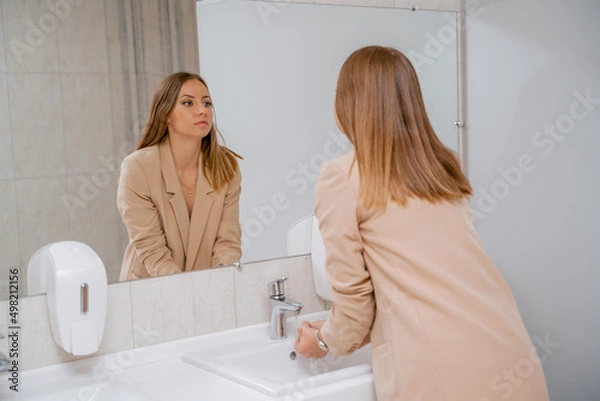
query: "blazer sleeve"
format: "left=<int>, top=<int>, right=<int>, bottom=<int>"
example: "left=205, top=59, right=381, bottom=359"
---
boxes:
left=315, top=161, right=375, bottom=356
left=117, top=157, right=182, bottom=277
left=211, top=169, right=242, bottom=266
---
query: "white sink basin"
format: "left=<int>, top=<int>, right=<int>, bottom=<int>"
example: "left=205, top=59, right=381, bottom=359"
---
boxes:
left=182, top=312, right=372, bottom=397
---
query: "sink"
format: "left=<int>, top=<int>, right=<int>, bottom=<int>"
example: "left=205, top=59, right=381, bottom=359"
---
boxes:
left=182, top=312, right=372, bottom=397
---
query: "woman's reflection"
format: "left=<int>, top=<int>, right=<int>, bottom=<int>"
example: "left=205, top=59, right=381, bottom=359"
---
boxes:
left=117, top=72, right=242, bottom=281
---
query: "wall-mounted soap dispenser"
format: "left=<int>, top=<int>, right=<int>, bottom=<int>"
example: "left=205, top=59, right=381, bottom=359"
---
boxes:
left=28, top=241, right=107, bottom=356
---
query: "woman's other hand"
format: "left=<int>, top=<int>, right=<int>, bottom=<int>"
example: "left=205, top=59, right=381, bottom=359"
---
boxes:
left=310, top=319, right=326, bottom=329
left=294, top=321, right=328, bottom=359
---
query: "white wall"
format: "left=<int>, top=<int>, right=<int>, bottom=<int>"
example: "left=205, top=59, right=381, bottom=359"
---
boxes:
left=466, top=1, right=600, bottom=399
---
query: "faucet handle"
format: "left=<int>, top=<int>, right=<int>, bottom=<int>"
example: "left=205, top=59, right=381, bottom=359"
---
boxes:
left=268, top=277, right=287, bottom=300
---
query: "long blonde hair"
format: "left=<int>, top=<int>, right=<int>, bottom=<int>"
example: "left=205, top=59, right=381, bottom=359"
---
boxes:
left=335, top=46, right=472, bottom=210
left=136, top=72, right=241, bottom=192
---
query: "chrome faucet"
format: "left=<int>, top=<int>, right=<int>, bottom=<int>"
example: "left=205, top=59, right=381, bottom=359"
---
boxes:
left=268, top=277, right=303, bottom=340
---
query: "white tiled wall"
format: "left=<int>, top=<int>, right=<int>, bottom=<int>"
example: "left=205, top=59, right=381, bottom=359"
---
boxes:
left=7, top=255, right=325, bottom=372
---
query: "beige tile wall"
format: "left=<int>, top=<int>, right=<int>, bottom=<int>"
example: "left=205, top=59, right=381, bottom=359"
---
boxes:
left=0, top=255, right=325, bottom=372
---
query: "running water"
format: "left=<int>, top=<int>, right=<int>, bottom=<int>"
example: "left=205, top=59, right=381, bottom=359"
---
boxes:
left=289, top=314, right=301, bottom=360
left=288, top=317, right=332, bottom=375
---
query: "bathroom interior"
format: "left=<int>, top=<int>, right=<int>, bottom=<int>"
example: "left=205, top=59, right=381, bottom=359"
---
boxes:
left=0, top=0, right=598, bottom=399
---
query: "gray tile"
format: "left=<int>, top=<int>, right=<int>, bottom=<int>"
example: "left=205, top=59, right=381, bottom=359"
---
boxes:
left=0, top=180, right=20, bottom=269
left=190, top=266, right=236, bottom=336
left=16, top=177, right=71, bottom=275
left=66, top=174, right=123, bottom=284
left=234, top=258, right=287, bottom=327
left=56, top=0, right=108, bottom=74
left=61, top=74, right=113, bottom=175
left=8, top=73, right=65, bottom=178
left=98, top=281, right=134, bottom=354
left=0, top=301, right=6, bottom=355
left=0, top=1, right=7, bottom=72
left=2, top=0, right=60, bottom=73
left=234, top=255, right=325, bottom=328
left=130, top=273, right=195, bottom=347
left=0, top=73, right=13, bottom=180
left=20, top=295, right=78, bottom=371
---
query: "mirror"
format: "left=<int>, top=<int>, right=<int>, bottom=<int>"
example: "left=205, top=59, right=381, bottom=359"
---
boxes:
left=196, top=0, right=459, bottom=263
left=0, top=0, right=200, bottom=298
left=0, top=0, right=460, bottom=301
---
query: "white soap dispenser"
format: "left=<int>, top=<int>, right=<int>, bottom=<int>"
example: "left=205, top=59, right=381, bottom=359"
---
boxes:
left=28, top=241, right=108, bottom=356
left=287, top=214, right=332, bottom=301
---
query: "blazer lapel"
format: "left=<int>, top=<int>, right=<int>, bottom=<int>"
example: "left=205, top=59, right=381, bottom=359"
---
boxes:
left=185, top=160, right=215, bottom=271
left=159, top=138, right=190, bottom=253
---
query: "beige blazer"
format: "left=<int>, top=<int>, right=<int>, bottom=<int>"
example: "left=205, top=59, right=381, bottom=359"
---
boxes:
left=117, top=137, right=242, bottom=281
left=316, top=152, right=549, bottom=401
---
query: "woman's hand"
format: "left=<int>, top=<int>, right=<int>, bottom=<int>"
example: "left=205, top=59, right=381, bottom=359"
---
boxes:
left=294, top=321, right=328, bottom=359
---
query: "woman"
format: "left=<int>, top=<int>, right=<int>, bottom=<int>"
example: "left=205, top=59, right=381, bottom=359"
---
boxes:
left=117, top=72, right=242, bottom=281
left=295, top=47, right=549, bottom=401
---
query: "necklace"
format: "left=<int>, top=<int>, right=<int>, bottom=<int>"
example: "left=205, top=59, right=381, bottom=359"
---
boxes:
left=179, top=179, right=195, bottom=198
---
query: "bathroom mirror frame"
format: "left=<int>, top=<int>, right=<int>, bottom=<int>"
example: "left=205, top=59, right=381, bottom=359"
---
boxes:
left=0, top=0, right=466, bottom=301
